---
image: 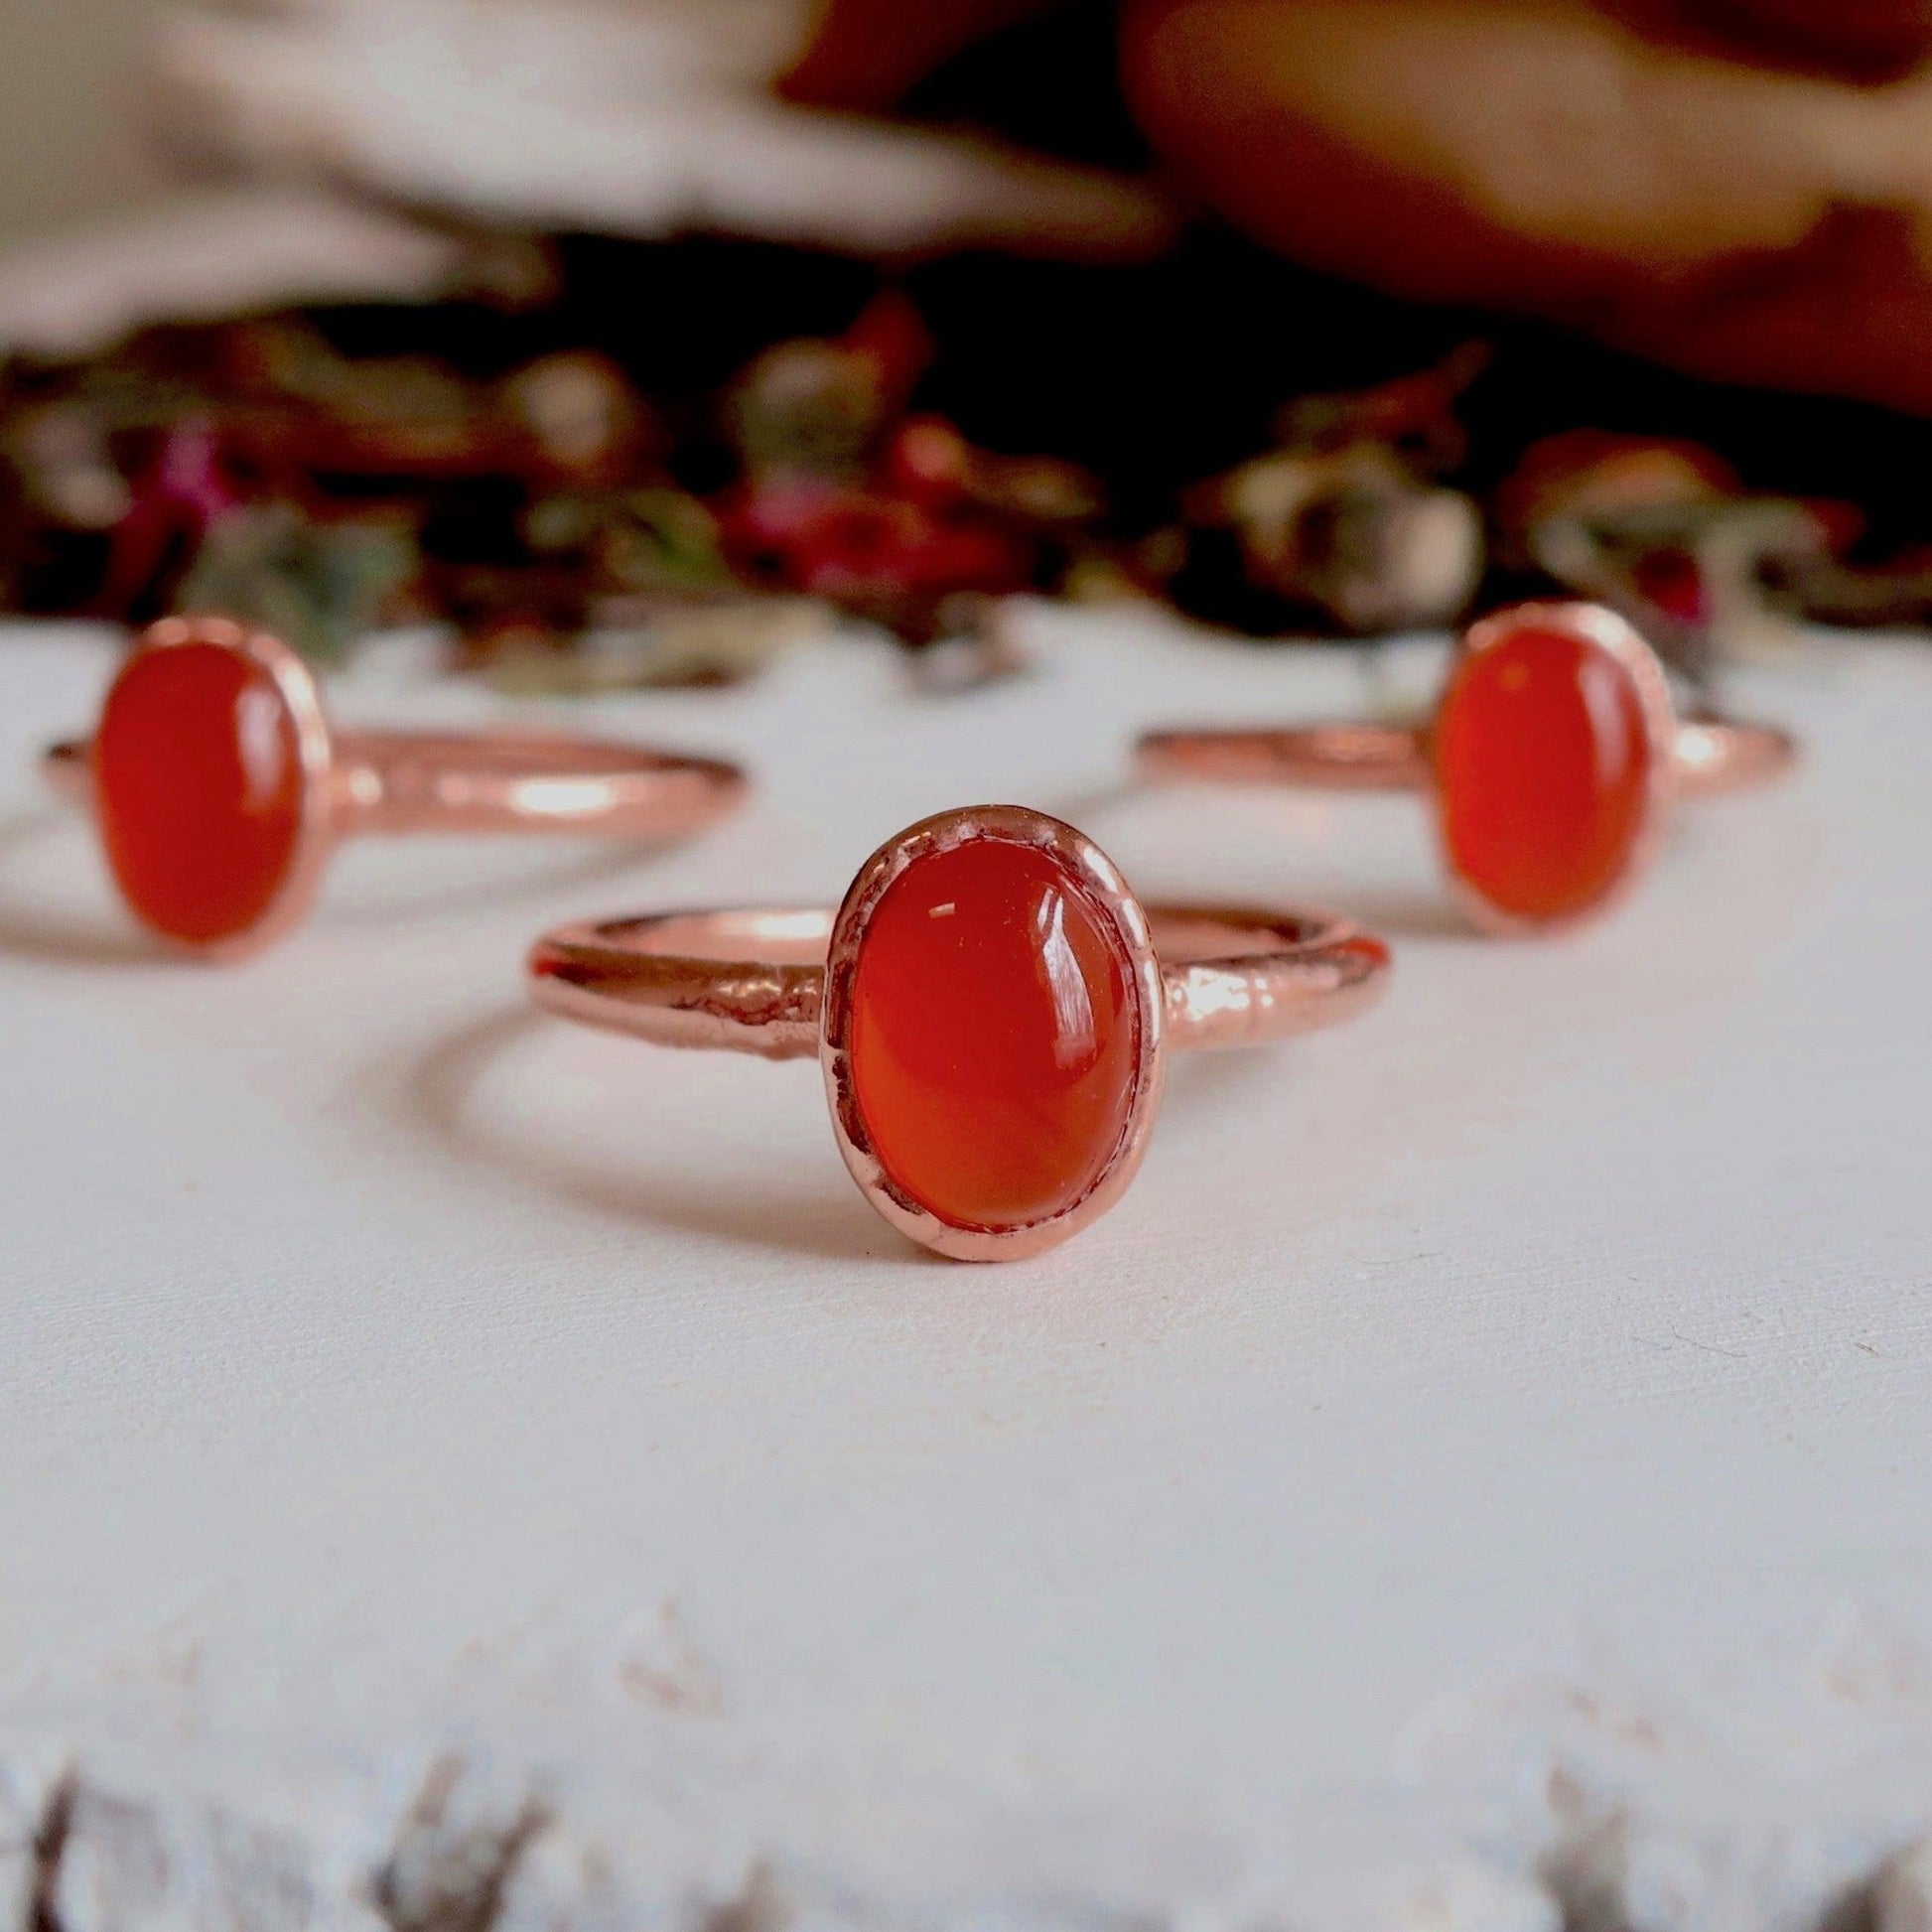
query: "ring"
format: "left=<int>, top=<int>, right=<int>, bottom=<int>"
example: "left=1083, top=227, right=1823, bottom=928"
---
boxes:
left=528, top=803, right=1389, bottom=1260
left=1138, top=600, right=1796, bottom=933
left=45, top=615, right=748, bottom=959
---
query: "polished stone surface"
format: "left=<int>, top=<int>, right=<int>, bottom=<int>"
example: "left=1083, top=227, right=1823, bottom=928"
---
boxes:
left=848, top=834, right=1141, bottom=1230
left=1435, top=620, right=1653, bottom=924
left=94, top=637, right=303, bottom=943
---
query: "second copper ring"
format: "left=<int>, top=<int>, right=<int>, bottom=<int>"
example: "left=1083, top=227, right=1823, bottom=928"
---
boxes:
left=46, top=615, right=747, bottom=959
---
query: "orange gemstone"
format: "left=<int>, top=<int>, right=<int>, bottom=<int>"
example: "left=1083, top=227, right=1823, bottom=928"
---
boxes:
left=1435, top=620, right=1657, bottom=924
left=94, top=640, right=308, bottom=944
left=847, top=836, right=1145, bottom=1231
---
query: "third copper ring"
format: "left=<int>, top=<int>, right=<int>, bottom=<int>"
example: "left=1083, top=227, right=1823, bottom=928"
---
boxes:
left=1137, top=599, right=1795, bottom=934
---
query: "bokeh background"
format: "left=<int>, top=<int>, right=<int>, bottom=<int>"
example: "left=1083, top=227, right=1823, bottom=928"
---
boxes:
left=0, top=0, right=156, bottom=243
left=11, top=0, right=1932, bottom=692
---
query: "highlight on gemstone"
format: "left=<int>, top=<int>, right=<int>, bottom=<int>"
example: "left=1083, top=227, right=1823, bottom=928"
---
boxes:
left=1434, top=614, right=1658, bottom=925
left=93, top=637, right=309, bottom=945
left=845, top=833, right=1147, bottom=1232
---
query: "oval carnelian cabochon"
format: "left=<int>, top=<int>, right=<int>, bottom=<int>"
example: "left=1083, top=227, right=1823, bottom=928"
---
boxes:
left=846, top=834, right=1148, bottom=1232
left=1434, top=617, right=1660, bottom=925
left=94, top=639, right=308, bottom=945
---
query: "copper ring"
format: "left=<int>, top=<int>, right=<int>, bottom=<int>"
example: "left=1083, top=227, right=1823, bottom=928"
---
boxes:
left=529, top=804, right=1389, bottom=1261
left=46, top=615, right=747, bottom=960
left=1137, top=599, right=1797, bottom=934
left=1136, top=716, right=1793, bottom=798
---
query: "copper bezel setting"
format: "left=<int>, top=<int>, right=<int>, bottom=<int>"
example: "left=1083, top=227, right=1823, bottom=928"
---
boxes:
left=818, top=804, right=1168, bottom=1262
left=1429, top=599, right=1682, bottom=938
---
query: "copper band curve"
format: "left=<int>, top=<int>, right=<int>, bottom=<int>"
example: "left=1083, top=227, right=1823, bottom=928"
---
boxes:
left=528, top=904, right=1390, bottom=1061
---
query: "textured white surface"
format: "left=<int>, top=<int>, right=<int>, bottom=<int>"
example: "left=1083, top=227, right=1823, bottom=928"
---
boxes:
left=0, top=609, right=1929, bottom=1923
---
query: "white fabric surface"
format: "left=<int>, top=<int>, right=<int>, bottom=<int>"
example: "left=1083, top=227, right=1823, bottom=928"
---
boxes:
left=0, top=609, right=1927, bottom=1923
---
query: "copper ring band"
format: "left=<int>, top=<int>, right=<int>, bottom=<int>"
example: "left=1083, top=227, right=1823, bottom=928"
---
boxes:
left=46, top=616, right=745, bottom=843
left=42, top=732, right=746, bottom=840
left=528, top=903, right=1390, bottom=1062
left=1136, top=717, right=1795, bottom=797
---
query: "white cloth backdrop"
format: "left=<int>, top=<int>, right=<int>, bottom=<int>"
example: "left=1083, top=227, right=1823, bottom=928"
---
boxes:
left=0, top=610, right=1928, bottom=1929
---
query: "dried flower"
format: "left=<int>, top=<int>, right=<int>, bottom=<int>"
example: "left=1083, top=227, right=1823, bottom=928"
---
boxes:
left=1500, top=432, right=1833, bottom=676
left=713, top=474, right=1035, bottom=642
left=524, top=486, right=733, bottom=596
left=97, top=419, right=246, bottom=618
left=726, top=341, right=880, bottom=481
left=6, top=400, right=132, bottom=529
left=1273, top=342, right=1488, bottom=473
left=480, top=593, right=824, bottom=692
left=1174, top=440, right=1482, bottom=635
left=178, top=503, right=417, bottom=661
left=1494, top=430, right=1738, bottom=571
left=496, top=350, right=660, bottom=487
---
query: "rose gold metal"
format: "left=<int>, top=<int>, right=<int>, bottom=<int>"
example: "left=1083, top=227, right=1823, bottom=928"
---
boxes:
left=528, top=907, right=833, bottom=1061
left=1138, top=722, right=1432, bottom=791
left=1145, top=902, right=1390, bottom=1045
left=527, top=805, right=1390, bottom=1261
left=1671, top=716, right=1798, bottom=796
left=43, top=615, right=747, bottom=960
left=1134, top=599, right=1797, bottom=936
left=526, top=906, right=1386, bottom=1059
left=1137, top=716, right=1791, bottom=796
left=328, top=732, right=745, bottom=838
